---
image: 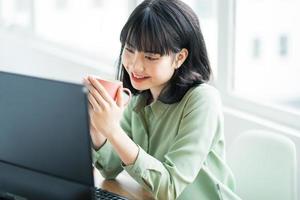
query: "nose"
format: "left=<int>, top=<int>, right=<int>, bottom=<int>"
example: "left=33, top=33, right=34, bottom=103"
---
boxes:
left=130, top=53, right=144, bottom=73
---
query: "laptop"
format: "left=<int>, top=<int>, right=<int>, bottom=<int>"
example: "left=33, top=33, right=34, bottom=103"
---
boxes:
left=0, top=71, right=127, bottom=200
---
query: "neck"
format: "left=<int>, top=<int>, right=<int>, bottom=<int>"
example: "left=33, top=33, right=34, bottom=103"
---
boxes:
left=149, top=89, right=160, bottom=102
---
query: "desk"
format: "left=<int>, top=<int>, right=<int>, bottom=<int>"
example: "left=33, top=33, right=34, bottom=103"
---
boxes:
left=94, top=169, right=155, bottom=200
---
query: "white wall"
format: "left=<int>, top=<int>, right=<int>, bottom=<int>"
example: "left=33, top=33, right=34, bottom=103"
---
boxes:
left=0, top=30, right=115, bottom=84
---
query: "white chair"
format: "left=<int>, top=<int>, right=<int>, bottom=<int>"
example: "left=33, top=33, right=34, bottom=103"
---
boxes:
left=227, top=130, right=297, bottom=200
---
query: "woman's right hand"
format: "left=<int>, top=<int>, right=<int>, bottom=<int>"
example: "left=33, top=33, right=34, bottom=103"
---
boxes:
left=84, top=77, right=107, bottom=150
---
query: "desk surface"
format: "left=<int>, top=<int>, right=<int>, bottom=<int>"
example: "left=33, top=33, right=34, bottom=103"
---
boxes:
left=94, top=169, right=154, bottom=200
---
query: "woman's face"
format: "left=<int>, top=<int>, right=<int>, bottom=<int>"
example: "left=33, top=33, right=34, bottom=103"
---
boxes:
left=122, top=44, right=177, bottom=100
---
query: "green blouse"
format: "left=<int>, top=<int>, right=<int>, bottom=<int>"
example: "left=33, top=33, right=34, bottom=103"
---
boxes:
left=92, top=84, right=241, bottom=200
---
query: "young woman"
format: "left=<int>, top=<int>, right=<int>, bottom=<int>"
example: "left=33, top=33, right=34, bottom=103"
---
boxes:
left=86, top=0, right=241, bottom=199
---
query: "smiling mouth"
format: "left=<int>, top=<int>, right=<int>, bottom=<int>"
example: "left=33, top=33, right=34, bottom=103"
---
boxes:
left=132, top=73, right=148, bottom=78
left=131, top=73, right=150, bottom=82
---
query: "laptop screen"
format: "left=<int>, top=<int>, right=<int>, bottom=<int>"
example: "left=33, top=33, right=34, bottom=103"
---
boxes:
left=0, top=71, right=93, bottom=187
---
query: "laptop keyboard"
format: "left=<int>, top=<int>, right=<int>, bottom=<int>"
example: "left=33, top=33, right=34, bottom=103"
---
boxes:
left=94, top=188, right=128, bottom=200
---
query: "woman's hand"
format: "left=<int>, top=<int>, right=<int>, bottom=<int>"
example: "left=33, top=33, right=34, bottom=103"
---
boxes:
left=84, top=76, right=139, bottom=166
left=84, top=77, right=107, bottom=149
left=85, top=76, right=124, bottom=140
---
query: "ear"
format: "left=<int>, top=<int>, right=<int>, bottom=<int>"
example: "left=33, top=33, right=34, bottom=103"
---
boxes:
left=174, top=48, right=188, bottom=69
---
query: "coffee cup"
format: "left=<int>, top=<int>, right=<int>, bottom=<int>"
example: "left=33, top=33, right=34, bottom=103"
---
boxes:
left=91, top=77, right=132, bottom=105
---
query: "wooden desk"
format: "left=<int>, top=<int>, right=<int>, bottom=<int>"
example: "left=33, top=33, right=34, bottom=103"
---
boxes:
left=94, top=168, right=155, bottom=200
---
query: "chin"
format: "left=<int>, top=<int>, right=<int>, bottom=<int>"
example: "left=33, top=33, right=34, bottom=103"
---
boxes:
left=131, top=83, right=148, bottom=91
left=132, top=85, right=146, bottom=91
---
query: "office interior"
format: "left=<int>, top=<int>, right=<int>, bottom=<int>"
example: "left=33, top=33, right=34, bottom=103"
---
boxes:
left=0, top=0, right=299, bottom=199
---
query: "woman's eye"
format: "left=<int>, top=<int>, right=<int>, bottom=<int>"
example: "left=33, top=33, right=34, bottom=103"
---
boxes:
left=145, top=56, right=159, bottom=61
left=125, top=47, right=134, bottom=53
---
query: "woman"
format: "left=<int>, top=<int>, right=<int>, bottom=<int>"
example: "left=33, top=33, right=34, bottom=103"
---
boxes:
left=86, top=0, right=241, bottom=199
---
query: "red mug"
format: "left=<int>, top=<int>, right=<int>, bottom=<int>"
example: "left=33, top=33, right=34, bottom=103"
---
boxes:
left=94, top=77, right=132, bottom=105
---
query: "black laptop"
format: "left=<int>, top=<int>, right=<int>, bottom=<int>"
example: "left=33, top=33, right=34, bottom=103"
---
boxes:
left=0, top=71, right=127, bottom=200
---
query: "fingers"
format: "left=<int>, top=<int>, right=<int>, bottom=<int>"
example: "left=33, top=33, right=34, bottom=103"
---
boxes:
left=88, top=76, right=113, bottom=104
left=84, top=76, right=112, bottom=109
left=85, top=82, right=108, bottom=110
left=88, top=92, right=101, bottom=111
left=83, top=77, right=90, bottom=85
left=84, top=77, right=99, bottom=111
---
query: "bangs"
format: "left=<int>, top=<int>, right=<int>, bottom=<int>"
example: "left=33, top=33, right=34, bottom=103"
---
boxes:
left=120, top=7, right=179, bottom=55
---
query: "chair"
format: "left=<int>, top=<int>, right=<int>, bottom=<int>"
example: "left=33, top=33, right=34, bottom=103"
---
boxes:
left=227, top=130, right=297, bottom=200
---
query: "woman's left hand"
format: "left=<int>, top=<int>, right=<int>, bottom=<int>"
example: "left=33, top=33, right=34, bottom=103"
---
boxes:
left=86, top=76, right=124, bottom=139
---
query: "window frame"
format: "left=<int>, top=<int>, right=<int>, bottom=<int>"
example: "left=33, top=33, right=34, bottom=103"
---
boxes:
left=216, top=0, right=300, bottom=130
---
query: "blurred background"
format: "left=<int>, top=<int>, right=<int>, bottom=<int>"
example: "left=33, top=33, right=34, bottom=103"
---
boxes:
left=0, top=0, right=299, bottom=198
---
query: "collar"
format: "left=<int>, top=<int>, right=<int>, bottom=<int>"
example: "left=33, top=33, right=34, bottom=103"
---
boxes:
left=133, top=94, right=170, bottom=118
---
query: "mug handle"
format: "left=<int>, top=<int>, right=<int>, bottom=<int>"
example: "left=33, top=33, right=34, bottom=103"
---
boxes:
left=121, top=88, right=132, bottom=106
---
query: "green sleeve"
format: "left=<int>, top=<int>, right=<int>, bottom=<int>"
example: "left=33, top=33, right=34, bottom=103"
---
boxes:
left=93, top=97, right=134, bottom=179
left=92, top=141, right=123, bottom=179
left=123, top=89, right=222, bottom=199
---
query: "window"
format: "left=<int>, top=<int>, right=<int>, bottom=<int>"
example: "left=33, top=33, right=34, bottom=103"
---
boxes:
left=234, top=0, right=300, bottom=114
left=0, top=0, right=132, bottom=72
left=34, top=0, right=130, bottom=63
left=183, top=0, right=218, bottom=79
left=252, top=38, right=261, bottom=59
left=217, top=0, right=300, bottom=130
left=0, top=0, right=32, bottom=30
left=279, top=34, right=288, bottom=57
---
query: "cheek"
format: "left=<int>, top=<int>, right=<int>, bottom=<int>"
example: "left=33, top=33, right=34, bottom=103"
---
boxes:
left=121, top=53, right=129, bottom=70
left=151, top=63, right=175, bottom=80
left=160, top=60, right=175, bottom=74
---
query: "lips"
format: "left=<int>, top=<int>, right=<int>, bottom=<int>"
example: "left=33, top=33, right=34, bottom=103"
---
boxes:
left=131, top=73, right=150, bottom=82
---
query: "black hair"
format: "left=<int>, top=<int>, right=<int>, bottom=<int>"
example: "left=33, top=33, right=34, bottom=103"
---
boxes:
left=117, top=0, right=211, bottom=104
